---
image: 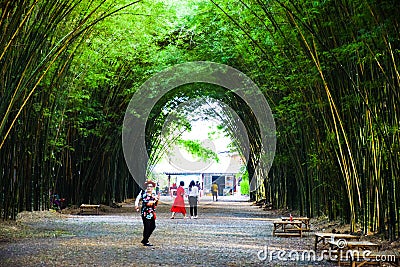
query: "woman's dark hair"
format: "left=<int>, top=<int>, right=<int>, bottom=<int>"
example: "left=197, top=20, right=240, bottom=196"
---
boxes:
left=189, top=180, right=195, bottom=188
left=180, top=181, right=184, bottom=186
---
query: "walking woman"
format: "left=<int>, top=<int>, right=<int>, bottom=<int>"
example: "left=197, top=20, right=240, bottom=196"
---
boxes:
left=135, top=180, right=159, bottom=246
left=188, top=180, right=199, bottom=219
left=170, top=181, right=187, bottom=219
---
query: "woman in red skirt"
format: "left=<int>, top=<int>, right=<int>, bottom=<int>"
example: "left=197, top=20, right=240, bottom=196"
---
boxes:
left=170, top=181, right=187, bottom=219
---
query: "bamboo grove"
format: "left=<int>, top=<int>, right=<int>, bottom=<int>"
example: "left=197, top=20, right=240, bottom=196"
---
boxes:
left=1, top=0, right=399, bottom=240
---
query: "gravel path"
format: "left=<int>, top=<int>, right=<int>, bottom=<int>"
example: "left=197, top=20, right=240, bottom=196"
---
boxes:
left=0, top=196, right=335, bottom=266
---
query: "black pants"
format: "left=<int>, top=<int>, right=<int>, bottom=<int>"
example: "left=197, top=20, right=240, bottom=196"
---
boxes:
left=212, top=191, right=218, bottom=201
left=141, top=216, right=156, bottom=244
left=188, top=196, right=198, bottom=216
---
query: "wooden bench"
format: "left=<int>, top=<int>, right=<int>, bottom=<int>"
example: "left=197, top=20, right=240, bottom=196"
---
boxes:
left=314, top=232, right=361, bottom=251
left=274, top=232, right=303, bottom=237
left=273, top=220, right=303, bottom=237
left=80, top=204, right=100, bottom=215
left=281, top=217, right=310, bottom=231
left=328, top=241, right=381, bottom=266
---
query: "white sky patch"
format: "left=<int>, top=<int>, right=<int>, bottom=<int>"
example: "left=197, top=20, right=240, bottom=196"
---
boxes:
left=153, top=118, right=240, bottom=174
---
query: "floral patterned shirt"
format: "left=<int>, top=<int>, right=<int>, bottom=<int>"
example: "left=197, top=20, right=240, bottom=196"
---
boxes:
left=140, top=191, right=157, bottom=220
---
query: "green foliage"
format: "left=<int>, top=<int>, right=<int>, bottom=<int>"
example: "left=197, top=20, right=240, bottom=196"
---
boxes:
left=240, top=168, right=249, bottom=195
left=176, top=139, right=219, bottom=163
left=240, top=180, right=249, bottom=195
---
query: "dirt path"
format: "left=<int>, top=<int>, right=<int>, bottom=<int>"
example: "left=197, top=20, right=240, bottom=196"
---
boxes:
left=0, top=196, right=333, bottom=266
